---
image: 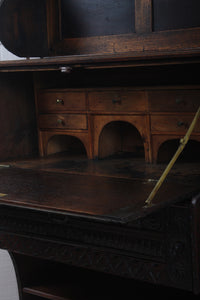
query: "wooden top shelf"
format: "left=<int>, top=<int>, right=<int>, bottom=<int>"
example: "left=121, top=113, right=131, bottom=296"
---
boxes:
left=0, top=54, right=200, bottom=73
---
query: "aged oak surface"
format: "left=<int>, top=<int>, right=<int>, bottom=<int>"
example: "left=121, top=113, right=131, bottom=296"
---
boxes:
left=0, top=156, right=199, bottom=222
left=0, top=0, right=200, bottom=298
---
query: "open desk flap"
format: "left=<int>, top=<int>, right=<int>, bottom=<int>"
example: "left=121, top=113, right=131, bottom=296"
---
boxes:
left=0, top=165, right=199, bottom=224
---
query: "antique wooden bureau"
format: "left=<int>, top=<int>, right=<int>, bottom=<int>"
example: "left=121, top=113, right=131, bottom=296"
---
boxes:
left=0, top=0, right=200, bottom=299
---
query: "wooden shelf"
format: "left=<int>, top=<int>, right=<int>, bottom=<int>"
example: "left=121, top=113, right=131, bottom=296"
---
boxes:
left=23, top=283, right=84, bottom=300
left=22, top=274, right=197, bottom=300
left=22, top=273, right=127, bottom=300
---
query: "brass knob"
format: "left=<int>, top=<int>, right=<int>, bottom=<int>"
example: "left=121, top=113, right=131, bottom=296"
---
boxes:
left=175, top=98, right=183, bottom=104
left=177, top=121, right=185, bottom=127
left=56, top=99, right=64, bottom=105
left=57, top=119, right=63, bottom=125
left=112, top=98, right=121, bottom=104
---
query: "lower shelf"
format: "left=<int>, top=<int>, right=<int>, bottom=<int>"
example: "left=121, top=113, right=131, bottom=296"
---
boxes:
left=23, top=277, right=197, bottom=300
left=14, top=252, right=199, bottom=300
left=23, top=284, right=80, bottom=300
left=23, top=280, right=123, bottom=300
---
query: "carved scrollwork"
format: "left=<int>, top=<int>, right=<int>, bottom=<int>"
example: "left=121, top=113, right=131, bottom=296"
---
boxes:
left=0, top=232, right=165, bottom=285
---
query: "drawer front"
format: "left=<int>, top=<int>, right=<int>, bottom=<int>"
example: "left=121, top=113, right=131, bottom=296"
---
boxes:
left=149, top=90, right=200, bottom=112
left=38, top=114, right=88, bottom=130
left=88, top=90, right=147, bottom=112
left=151, top=115, right=200, bottom=133
left=37, top=91, right=86, bottom=112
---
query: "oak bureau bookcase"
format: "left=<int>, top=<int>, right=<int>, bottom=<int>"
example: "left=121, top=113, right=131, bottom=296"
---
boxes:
left=0, top=0, right=200, bottom=299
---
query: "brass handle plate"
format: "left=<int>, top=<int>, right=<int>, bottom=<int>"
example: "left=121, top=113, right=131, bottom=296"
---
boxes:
left=177, top=121, right=188, bottom=129
left=177, top=121, right=184, bottom=127
left=56, top=99, right=64, bottom=105
left=112, top=98, right=121, bottom=104
left=57, top=118, right=64, bottom=126
left=175, top=98, right=184, bottom=105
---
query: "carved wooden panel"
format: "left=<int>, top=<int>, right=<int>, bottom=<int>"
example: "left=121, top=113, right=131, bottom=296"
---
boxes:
left=0, top=199, right=194, bottom=291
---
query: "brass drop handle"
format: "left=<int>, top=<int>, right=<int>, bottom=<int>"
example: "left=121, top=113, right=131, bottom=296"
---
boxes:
left=56, top=99, right=64, bottom=105
left=177, top=121, right=185, bottom=127
left=57, top=118, right=64, bottom=125
left=175, top=98, right=183, bottom=104
left=112, top=98, right=121, bottom=104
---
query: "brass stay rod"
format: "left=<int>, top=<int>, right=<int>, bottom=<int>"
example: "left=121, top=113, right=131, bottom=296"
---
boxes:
left=145, top=105, right=200, bottom=207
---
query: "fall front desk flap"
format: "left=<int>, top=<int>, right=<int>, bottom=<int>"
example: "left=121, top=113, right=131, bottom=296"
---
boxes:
left=0, top=160, right=199, bottom=224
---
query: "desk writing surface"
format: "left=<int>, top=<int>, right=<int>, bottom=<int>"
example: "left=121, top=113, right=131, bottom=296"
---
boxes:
left=0, top=157, right=199, bottom=223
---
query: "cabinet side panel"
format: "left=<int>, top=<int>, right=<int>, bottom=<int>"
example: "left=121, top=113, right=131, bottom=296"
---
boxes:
left=0, top=73, right=38, bottom=161
left=191, top=194, right=200, bottom=294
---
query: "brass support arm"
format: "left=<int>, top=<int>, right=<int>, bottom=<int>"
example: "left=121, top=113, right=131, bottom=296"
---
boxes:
left=145, top=106, right=200, bottom=207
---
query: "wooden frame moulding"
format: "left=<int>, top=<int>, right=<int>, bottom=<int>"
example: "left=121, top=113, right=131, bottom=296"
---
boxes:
left=46, top=0, right=61, bottom=55
left=46, top=0, right=200, bottom=58
left=135, top=0, right=152, bottom=33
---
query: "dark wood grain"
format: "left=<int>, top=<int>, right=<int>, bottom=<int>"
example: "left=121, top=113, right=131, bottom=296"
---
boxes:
left=0, top=73, right=38, bottom=161
left=1, top=0, right=200, bottom=58
left=135, top=0, right=152, bottom=33
left=38, top=114, right=88, bottom=130
left=153, top=0, right=200, bottom=31
left=148, top=90, right=200, bottom=112
left=0, top=0, right=48, bottom=57
left=0, top=1, right=200, bottom=297
left=0, top=157, right=199, bottom=222
left=37, top=90, right=86, bottom=113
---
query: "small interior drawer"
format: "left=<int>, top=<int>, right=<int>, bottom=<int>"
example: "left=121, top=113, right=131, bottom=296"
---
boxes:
left=88, top=90, right=147, bottom=112
left=38, top=114, right=88, bottom=130
left=148, top=90, right=200, bottom=112
left=37, top=91, right=86, bottom=112
left=151, top=114, right=200, bottom=133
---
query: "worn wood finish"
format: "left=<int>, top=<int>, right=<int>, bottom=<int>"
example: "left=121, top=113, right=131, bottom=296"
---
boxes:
left=92, top=114, right=149, bottom=161
left=36, top=88, right=150, bottom=160
left=88, top=90, right=147, bottom=112
left=35, top=86, right=200, bottom=163
left=38, top=114, right=88, bottom=130
left=0, top=1, right=200, bottom=297
left=38, top=131, right=92, bottom=158
left=1, top=0, right=200, bottom=58
left=54, top=28, right=200, bottom=56
left=151, top=134, right=200, bottom=163
left=6, top=154, right=200, bottom=183
left=151, top=115, right=200, bottom=133
left=10, top=253, right=200, bottom=300
left=0, top=156, right=199, bottom=221
left=0, top=0, right=48, bottom=57
left=135, top=0, right=152, bottom=33
left=37, top=90, right=86, bottom=113
left=149, top=90, right=200, bottom=112
left=46, top=0, right=60, bottom=55
left=0, top=73, right=38, bottom=161
left=97, top=121, right=145, bottom=159
left=0, top=188, right=199, bottom=295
